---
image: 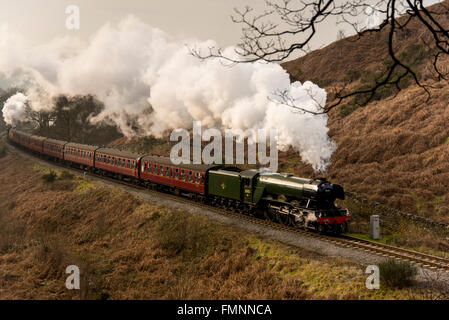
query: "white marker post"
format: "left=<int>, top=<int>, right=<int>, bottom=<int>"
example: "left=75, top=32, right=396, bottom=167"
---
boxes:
left=370, top=215, right=380, bottom=240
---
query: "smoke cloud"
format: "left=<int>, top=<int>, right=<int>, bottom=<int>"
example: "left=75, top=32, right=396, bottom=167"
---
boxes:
left=0, top=16, right=336, bottom=172
left=2, top=92, right=28, bottom=126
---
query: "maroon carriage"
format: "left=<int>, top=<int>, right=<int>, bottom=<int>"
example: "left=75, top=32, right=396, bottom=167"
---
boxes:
left=43, top=138, right=68, bottom=160
left=65, top=142, right=99, bottom=168
left=140, top=155, right=220, bottom=195
left=14, top=130, right=31, bottom=148
left=28, top=135, right=46, bottom=153
left=95, top=148, right=144, bottom=179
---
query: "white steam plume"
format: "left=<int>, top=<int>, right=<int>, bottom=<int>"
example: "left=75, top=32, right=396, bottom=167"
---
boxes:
left=0, top=16, right=336, bottom=172
left=2, top=92, right=28, bottom=126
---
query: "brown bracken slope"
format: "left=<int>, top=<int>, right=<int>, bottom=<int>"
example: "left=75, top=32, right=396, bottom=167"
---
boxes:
left=281, top=1, right=449, bottom=222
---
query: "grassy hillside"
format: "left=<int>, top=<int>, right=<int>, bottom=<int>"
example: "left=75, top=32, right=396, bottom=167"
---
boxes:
left=0, top=153, right=434, bottom=299
left=280, top=1, right=449, bottom=222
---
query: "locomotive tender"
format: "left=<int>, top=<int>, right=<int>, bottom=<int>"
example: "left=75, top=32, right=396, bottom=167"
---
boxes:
left=7, top=127, right=350, bottom=233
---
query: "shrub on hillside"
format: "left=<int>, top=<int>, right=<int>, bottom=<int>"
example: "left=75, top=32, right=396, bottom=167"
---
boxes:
left=59, top=170, right=74, bottom=180
left=339, top=44, right=428, bottom=117
left=155, top=211, right=215, bottom=258
left=42, top=170, right=57, bottom=183
left=344, top=69, right=361, bottom=82
left=379, top=259, right=418, bottom=288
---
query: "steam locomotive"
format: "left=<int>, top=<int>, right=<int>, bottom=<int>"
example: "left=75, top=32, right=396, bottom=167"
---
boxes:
left=7, top=127, right=350, bottom=233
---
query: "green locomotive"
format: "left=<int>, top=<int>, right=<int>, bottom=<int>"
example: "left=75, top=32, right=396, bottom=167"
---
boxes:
left=208, top=168, right=350, bottom=233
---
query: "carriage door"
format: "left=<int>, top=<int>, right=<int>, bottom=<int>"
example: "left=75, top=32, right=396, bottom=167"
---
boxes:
left=242, top=178, right=252, bottom=203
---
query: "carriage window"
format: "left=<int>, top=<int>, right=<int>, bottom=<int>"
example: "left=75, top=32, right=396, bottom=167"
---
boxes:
left=165, top=168, right=170, bottom=177
left=152, top=164, right=156, bottom=174
left=118, top=159, right=121, bottom=166
left=175, top=169, right=179, bottom=179
left=180, top=170, right=185, bottom=181
left=122, top=159, right=126, bottom=168
left=200, top=174, right=204, bottom=185
left=127, top=160, right=130, bottom=169
left=188, top=171, right=193, bottom=182
left=112, top=157, right=115, bottom=165
left=195, top=173, right=200, bottom=184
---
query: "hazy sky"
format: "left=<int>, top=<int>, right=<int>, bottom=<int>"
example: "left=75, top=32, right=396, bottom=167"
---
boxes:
left=0, top=0, right=350, bottom=58
left=0, top=0, right=442, bottom=57
left=0, top=1, right=263, bottom=45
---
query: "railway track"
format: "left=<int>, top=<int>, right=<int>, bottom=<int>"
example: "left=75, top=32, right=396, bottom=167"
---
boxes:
left=4, top=137, right=449, bottom=273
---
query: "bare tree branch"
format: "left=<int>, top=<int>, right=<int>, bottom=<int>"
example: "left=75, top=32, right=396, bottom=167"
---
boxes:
left=191, top=0, right=449, bottom=114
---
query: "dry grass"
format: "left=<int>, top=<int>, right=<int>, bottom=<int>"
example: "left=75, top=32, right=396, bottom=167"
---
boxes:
left=0, top=154, right=432, bottom=299
left=280, top=2, right=449, bottom=223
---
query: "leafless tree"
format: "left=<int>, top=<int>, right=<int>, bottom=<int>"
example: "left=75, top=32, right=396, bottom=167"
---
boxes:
left=192, top=0, right=449, bottom=114
left=25, top=107, right=56, bottom=134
